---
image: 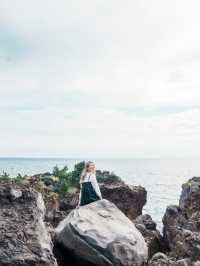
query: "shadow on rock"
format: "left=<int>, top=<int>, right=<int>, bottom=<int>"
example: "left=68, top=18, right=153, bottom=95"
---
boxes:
left=53, top=242, right=95, bottom=266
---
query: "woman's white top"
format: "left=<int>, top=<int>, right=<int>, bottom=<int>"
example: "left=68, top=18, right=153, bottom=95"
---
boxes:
left=78, top=172, right=102, bottom=206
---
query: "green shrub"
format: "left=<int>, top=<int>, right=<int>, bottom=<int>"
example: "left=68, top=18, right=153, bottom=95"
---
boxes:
left=52, top=165, right=71, bottom=195
left=53, top=165, right=69, bottom=180
left=59, top=179, right=70, bottom=195
left=0, top=171, right=10, bottom=181
left=70, top=161, right=85, bottom=187
left=96, top=170, right=122, bottom=183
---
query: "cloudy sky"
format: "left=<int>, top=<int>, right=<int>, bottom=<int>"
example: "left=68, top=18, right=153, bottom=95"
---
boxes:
left=1, top=0, right=200, bottom=158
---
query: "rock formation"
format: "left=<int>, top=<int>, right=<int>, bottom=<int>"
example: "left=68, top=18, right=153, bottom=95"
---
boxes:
left=54, top=199, right=148, bottom=266
left=162, top=176, right=200, bottom=263
left=100, top=182, right=147, bottom=221
left=0, top=181, right=57, bottom=266
left=134, top=214, right=165, bottom=258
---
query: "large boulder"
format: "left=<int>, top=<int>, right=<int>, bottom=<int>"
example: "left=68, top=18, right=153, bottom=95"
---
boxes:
left=0, top=181, right=57, bottom=266
left=54, top=199, right=148, bottom=266
left=162, top=177, right=200, bottom=262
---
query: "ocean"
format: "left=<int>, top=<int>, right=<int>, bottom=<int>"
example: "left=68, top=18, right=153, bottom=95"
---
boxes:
left=1, top=157, right=199, bottom=233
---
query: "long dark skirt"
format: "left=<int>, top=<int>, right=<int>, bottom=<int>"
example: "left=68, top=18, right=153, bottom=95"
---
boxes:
left=80, top=181, right=101, bottom=206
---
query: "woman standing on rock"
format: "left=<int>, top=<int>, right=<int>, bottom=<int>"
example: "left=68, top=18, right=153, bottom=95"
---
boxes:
left=78, top=161, right=102, bottom=206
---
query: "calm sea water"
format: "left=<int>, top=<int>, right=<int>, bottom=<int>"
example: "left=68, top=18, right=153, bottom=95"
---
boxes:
left=1, top=157, right=200, bottom=232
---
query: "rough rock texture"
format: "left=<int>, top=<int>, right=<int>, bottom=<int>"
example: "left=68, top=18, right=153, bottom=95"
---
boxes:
left=44, top=191, right=79, bottom=228
left=54, top=199, right=148, bottom=266
left=162, top=177, right=200, bottom=262
left=148, top=252, right=200, bottom=266
left=100, top=182, right=147, bottom=220
left=148, top=252, right=172, bottom=265
left=134, top=214, right=166, bottom=258
left=179, top=177, right=200, bottom=225
left=0, top=181, right=57, bottom=266
left=59, top=191, right=79, bottom=215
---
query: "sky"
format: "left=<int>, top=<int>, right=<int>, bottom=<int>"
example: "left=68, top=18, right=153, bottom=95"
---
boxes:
left=1, top=0, right=200, bottom=158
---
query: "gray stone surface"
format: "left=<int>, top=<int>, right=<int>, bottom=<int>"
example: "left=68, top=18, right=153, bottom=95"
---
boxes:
left=55, top=199, right=148, bottom=266
left=0, top=182, right=57, bottom=266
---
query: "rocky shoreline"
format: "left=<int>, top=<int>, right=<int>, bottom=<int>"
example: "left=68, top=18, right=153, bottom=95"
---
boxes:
left=0, top=170, right=200, bottom=265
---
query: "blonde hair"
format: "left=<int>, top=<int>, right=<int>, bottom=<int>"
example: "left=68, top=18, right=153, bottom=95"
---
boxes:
left=80, top=161, right=95, bottom=182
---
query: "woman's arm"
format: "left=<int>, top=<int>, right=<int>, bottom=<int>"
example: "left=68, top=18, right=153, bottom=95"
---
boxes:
left=80, top=174, right=84, bottom=184
left=77, top=183, right=82, bottom=207
left=77, top=175, right=84, bottom=207
left=90, top=174, right=102, bottom=199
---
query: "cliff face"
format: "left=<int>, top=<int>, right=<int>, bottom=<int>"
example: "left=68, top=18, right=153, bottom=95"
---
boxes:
left=0, top=181, right=57, bottom=266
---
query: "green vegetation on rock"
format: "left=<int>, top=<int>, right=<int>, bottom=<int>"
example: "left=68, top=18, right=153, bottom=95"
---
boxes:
left=0, top=171, right=10, bottom=181
left=70, top=161, right=85, bottom=187
left=51, top=162, right=85, bottom=193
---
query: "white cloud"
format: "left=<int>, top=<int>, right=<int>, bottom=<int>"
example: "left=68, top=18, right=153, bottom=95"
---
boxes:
left=1, top=0, right=200, bottom=157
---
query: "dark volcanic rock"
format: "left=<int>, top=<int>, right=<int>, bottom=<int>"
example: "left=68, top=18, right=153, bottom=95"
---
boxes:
left=100, top=182, right=147, bottom=220
left=162, top=177, right=200, bottom=262
left=54, top=199, right=148, bottom=266
left=134, top=214, right=166, bottom=258
left=179, top=177, right=200, bottom=227
left=147, top=252, right=199, bottom=266
left=0, top=181, right=57, bottom=266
